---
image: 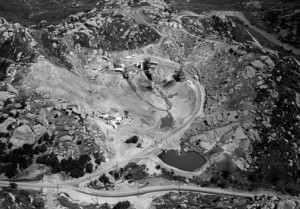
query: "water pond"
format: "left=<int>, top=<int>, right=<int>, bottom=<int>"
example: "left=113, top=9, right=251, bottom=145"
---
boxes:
left=158, top=150, right=206, bottom=172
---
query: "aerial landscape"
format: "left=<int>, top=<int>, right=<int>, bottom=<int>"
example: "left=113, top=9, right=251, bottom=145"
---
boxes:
left=0, top=0, right=300, bottom=208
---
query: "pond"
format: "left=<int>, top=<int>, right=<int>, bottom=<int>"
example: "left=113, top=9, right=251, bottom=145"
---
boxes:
left=158, top=150, right=206, bottom=172
left=160, top=113, right=174, bottom=129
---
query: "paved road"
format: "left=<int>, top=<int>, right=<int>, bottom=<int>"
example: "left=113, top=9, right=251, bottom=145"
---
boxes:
left=2, top=180, right=300, bottom=203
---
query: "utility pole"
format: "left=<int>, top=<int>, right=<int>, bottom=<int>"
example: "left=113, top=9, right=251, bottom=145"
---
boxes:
left=138, top=182, right=140, bottom=198
left=56, top=184, right=59, bottom=193
left=115, top=161, right=119, bottom=171
left=93, top=195, right=99, bottom=205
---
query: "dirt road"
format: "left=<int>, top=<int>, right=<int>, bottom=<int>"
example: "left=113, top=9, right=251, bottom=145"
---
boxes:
left=180, top=10, right=300, bottom=55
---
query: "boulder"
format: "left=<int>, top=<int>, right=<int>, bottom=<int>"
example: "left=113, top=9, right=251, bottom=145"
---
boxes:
left=9, top=109, right=17, bottom=117
left=0, top=91, right=15, bottom=101
left=59, top=135, right=73, bottom=142
left=32, top=124, right=47, bottom=136
left=37, top=115, right=49, bottom=126
left=250, top=60, right=265, bottom=70
left=296, top=92, right=300, bottom=108
left=260, top=56, right=275, bottom=68
left=6, top=84, right=18, bottom=94
left=233, top=126, right=247, bottom=140
left=248, top=129, right=261, bottom=142
left=11, top=124, right=36, bottom=147
left=85, top=19, right=98, bottom=28
left=227, top=111, right=238, bottom=122
left=245, top=66, right=256, bottom=78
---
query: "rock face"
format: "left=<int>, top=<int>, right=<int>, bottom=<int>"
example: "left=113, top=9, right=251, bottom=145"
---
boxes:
left=10, top=125, right=36, bottom=147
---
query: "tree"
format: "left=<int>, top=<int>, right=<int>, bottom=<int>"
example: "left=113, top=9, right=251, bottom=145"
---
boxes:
left=70, top=168, right=84, bottom=178
left=113, top=201, right=131, bottom=209
left=99, top=174, right=110, bottom=185
left=18, top=156, right=29, bottom=170
left=5, top=163, right=18, bottom=178
left=86, top=163, right=93, bottom=173
left=100, top=203, right=111, bottom=209
left=95, top=158, right=101, bottom=165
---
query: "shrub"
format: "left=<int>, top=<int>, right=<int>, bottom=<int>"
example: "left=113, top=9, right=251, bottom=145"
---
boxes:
left=9, top=182, right=18, bottom=189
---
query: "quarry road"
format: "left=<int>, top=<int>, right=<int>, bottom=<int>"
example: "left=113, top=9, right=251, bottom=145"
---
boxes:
left=73, top=79, right=205, bottom=187
left=136, top=8, right=166, bottom=38
left=180, top=10, right=300, bottom=55
left=132, top=81, right=205, bottom=159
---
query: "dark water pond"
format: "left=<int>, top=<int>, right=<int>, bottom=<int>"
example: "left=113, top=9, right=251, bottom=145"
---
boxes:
left=160, top=113, right=174, bottom=129
left=158, top=150, right=206, bottom=172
